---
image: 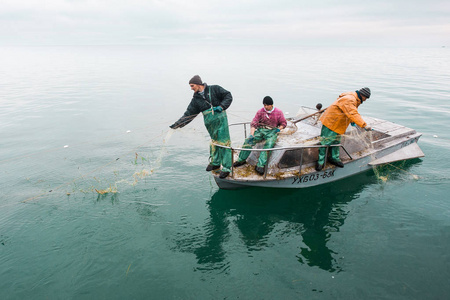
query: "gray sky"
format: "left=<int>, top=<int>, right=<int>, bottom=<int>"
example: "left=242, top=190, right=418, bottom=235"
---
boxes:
left=1, top=0, right=449, bottom=46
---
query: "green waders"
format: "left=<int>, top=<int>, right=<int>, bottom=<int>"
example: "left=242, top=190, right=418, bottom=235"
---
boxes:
left=317, top=125, right=341, bottom=166
left=203, top=108, right=232, bottom=173
left=237, top=128, right=278, bottom=168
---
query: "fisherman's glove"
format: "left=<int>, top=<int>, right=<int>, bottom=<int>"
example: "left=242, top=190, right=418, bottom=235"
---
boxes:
left=213, top=106, right=223, bottom=113
left=350, top=122, right=356, bottom=127
left=364, top=126, right=372, bottom=131
left=247, top=135, right=254, bottom=144
left=275, top=128, right=281, bottom=133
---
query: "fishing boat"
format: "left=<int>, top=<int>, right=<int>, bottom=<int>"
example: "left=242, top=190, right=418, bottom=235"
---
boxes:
left=212, top=106, right=424, bottom=189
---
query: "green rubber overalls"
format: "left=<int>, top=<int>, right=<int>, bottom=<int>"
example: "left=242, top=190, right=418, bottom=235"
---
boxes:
left=237, top=128, right=278, bottom=168
left=203, top=108, right=232, bottom=173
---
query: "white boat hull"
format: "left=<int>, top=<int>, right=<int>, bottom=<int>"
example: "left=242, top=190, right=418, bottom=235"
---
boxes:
left=213, top=134, right=423, bottom=190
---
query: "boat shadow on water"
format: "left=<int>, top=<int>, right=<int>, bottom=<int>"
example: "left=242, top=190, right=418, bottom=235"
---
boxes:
left=173, top=159, right=422, bottom=273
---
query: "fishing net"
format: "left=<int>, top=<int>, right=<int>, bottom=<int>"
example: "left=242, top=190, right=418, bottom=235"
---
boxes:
left=11, top=128, right=176, bottom=202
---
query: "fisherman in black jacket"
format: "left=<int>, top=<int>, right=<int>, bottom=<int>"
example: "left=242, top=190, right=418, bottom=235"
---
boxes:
left=170, top=75, right=233, bottom=179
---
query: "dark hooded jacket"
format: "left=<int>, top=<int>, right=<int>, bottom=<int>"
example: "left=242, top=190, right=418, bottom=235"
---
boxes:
left=171, top=84, right=232, bottom=128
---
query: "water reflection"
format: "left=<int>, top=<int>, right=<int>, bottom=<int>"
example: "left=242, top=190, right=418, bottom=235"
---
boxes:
left=212, top=177, right=378, bottom=273
left=95, top=192, right=119, bottom=204
left=174, top=160, right=421, bottom=273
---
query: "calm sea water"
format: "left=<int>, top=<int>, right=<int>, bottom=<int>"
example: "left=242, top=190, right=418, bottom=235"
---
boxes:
left=1, top=45, right=449, bottom=299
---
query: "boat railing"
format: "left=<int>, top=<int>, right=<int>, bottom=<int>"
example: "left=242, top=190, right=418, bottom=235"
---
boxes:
left=212, top=142, right=353, bottom=179
left=229, top=121, right=252, bottom=138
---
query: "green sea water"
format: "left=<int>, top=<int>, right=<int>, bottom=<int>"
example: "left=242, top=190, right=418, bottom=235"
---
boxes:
left=1, top=45, right=449, bottom=299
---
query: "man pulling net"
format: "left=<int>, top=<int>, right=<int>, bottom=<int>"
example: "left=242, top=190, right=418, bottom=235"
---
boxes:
left=169, top=75, right=233, bottom=179
left=316, top=87, right=372, bottom=171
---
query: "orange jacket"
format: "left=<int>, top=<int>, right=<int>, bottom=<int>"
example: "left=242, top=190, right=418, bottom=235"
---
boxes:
left=319, top=91, right=367, bottom=135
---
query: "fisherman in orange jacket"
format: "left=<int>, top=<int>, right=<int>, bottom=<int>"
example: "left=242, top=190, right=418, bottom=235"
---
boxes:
left=316, top=87, right=372, bottom=171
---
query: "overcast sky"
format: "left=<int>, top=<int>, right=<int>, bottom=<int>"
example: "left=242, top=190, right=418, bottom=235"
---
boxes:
left=1, top=0, right=449, bottom=46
